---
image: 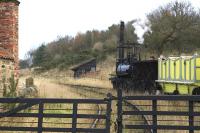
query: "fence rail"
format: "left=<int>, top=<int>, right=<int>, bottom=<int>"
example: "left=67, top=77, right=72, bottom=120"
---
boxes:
left=0, top=97, right=112, bottom=133
left=122, top=95, right=200, bottom=133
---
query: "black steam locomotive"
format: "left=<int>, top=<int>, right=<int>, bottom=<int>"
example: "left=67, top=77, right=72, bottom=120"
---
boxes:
left=110, top=21, right=158, bottom=94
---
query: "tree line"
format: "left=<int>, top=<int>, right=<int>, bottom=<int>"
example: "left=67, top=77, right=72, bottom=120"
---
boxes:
left=143, top=1, right=200, bottom=56
left=20, top=1, right=200, bottom=70
left=20, top=21, right=137, bottom=69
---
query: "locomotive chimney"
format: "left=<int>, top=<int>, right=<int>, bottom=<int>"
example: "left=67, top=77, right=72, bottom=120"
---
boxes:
left=119, top=21, right=125, bottom=63
left=0, top=0, right=20, bottom=76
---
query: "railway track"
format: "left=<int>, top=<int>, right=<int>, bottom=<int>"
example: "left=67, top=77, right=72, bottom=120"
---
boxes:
left=90, top=104, right=102, bottom=128
left=60, top=83, right=104, bottom=130
left=60, top=83, right=152, bottom=133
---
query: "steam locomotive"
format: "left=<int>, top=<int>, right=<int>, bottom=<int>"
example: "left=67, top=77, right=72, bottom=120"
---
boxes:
left=110, top=21, right=158, bottom=94
left=110, top=21, right=200, bottom=95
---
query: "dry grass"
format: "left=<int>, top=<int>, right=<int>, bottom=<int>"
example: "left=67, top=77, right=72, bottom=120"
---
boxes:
left=34, top=77, right=106, bottom=130
left=0, top=77, right=101, bottom=132
left=57, top=76, right=113, bottom=89
left=19, top=56, right=115, bottom=91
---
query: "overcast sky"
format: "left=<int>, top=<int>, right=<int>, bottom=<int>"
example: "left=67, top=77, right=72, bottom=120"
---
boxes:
left=18, top=0, right=200, bottom=59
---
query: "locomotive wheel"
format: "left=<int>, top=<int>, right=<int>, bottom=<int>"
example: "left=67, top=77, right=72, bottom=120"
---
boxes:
left=155, top=90, right=163, bottom=95
left=147, top=88, right=156, bottom=95
left=155, top=84, right=163, bottom=95
left=148, top=82, right=157, bottom=95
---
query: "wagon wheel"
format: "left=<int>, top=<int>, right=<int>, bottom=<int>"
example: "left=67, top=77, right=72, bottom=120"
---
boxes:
left=173, top=90, right=179, bottom=95
left=155, top=84, right=163, bottom=95
left=143, top=81, right=156, bottom=95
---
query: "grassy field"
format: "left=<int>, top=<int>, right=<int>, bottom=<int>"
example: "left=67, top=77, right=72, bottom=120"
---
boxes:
left=0, top=77, right=101, bottom=133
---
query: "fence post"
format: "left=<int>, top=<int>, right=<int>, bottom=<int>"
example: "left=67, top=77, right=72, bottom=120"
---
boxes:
left=117, top=79, right=123, bottom=133
left=72, top=103, right=78, bottom=133
left=189, top=101, right=194, bottom=133
left=105, top=93, right=112, bottom=133
left=152, top=100, right=157, bottom=133
left=38, top=102, right=44, bottom=133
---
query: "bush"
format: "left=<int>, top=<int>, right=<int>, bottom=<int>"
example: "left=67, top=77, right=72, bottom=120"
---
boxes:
left=3, top=74, right=18, bottom=98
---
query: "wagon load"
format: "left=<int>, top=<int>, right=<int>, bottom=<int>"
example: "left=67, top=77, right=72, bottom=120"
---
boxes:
left=157, top=54, right=200, bottom=95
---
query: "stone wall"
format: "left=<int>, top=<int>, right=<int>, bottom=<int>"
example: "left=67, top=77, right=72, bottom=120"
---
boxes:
left=0, top=58, right=14, bottom=96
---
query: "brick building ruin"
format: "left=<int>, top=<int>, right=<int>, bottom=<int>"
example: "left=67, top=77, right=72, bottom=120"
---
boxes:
left=0, top=0, right=20, bottom=96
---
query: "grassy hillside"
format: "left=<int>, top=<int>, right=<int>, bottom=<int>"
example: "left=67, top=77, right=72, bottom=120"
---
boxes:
left=20, top=55, right=115, bottom=90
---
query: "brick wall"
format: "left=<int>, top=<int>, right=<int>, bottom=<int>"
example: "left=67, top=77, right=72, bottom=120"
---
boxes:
left=0, top=0, right=20, bottom=76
